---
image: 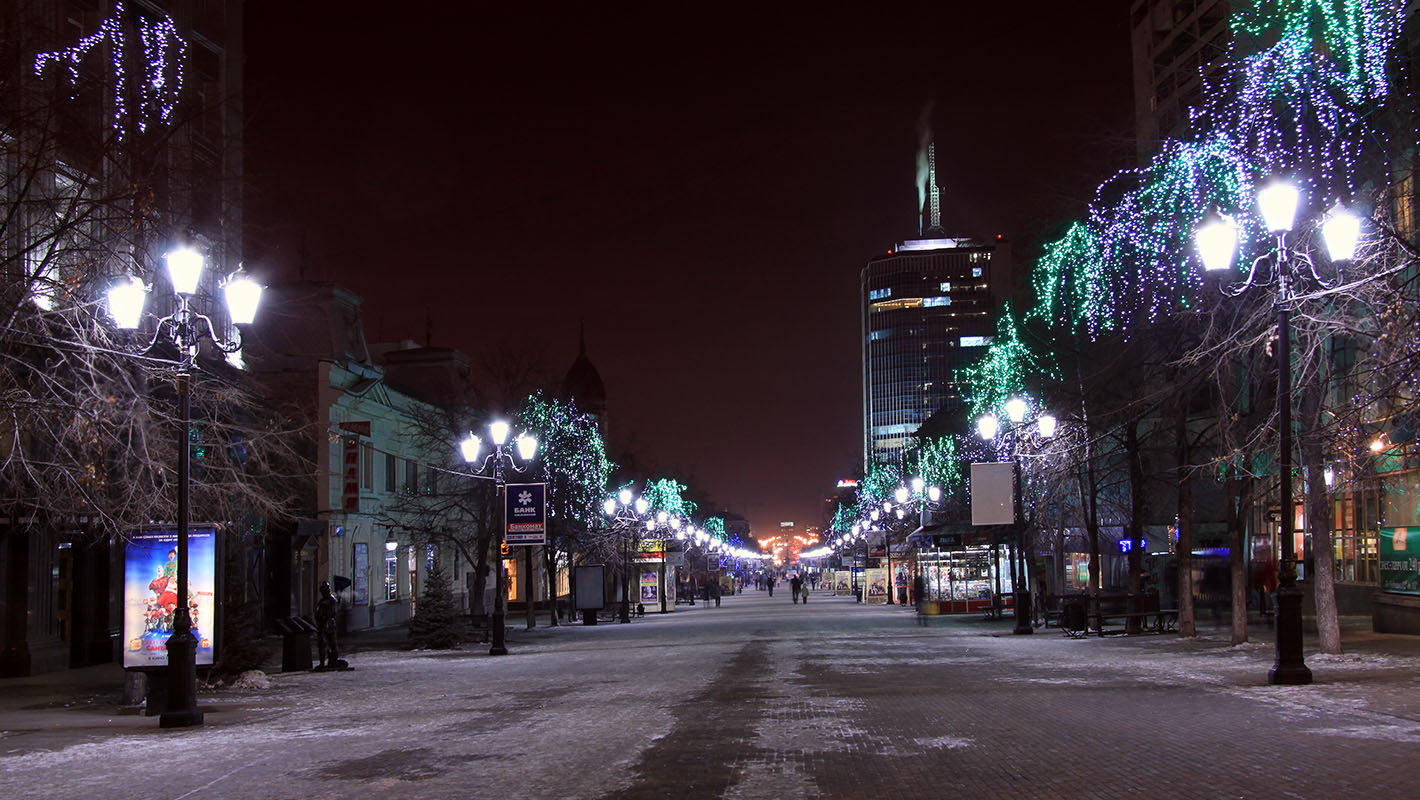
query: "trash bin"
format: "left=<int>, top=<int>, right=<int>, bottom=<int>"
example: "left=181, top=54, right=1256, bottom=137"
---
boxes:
left=1060, top=596, right=1087, bottom=634
left=275, top=617, right=315, bottom=672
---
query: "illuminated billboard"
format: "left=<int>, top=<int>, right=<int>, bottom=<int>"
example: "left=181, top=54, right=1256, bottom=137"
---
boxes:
left=123, top=527, right=218, bottom=669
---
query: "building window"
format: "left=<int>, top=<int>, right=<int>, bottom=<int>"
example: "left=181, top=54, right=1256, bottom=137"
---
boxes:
left=426, top=465, right=438, bottom=496
left=939, top=281, right=951, bottom=292
left=869, top=288, right=891, bottom=300
left=869, top=329, right=891, bottom=341
left=405, top=460, right=419, bottom=494
left=971, top=267, right=983, bottom=278
left=384, top=545, right=399, bottom=600
left=924, top=296, right=952, bottom=307
left=385, top=453, right=397, bottom=492
left=361, top=443, right=374, bottom=490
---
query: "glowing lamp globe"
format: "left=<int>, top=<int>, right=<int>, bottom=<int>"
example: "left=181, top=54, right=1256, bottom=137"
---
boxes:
left=489, top=420, right=510, bottom=446
left=164, top=247, right=204, bottom=296
left=927, top=486, right=941, bottom=502
left=619, top=488, right=633, bottom=506
left=1257, top=181, right=1301, bottom=234
left=515, top=433, right=538, bottom=461
left=1005, top=397, right=1027, bottom=424
left=223, top=274, right=263, bottom=325
left=1195, top=213, right=1238, bottom=272
left=977, top=414, right=999, bottom=441
left=603, top=498, right=617, bottom=516
left=894, top=487, right=909, bottom=504
left=1321, top=205, right=1361, bottom=263
left=459, top=433, right=481, bottom=463
left=1037, top=414, right=1058, bottom=439
left=107, top=275, right=148, bottom=330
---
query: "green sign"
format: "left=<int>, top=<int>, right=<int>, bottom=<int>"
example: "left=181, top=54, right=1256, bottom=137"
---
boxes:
left=1379, top=527, right=1420, bottom=595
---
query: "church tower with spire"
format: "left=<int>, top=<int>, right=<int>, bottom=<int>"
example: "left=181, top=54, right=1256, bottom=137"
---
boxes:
left=560, top=324, right=608, bottom=435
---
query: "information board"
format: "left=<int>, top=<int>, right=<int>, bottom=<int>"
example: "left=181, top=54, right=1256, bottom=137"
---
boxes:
left=1380, top=527, right=1420, bottom=595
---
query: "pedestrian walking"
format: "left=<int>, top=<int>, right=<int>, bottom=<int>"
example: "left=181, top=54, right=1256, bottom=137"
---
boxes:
left=913, top=573, right=928, bottom=626
left=767, top=575, right=775, bottom=597
left=790, top=574, right=803, bottom=604
left=800, top=582, right=809, bottom=604
left=710, top=580, right=721, bottom=607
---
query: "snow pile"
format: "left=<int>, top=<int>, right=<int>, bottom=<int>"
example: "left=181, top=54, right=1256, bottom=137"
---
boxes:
left=229, top=670, right=271, bottom=690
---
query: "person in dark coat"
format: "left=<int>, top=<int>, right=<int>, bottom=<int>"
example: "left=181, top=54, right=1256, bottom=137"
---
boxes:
left=790, top=574, right=803, bottom=604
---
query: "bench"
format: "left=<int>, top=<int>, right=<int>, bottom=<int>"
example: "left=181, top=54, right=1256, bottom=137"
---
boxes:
left=1090, top=609, right=1178, bottom=635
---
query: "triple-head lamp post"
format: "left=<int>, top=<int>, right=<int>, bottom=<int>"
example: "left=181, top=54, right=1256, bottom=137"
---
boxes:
left=1195, top=179, right=1360, bottom=686
left=460, top=421, right=538, bottom=656
left=977, top=398, right=1057, bottom=635
left=107, top=245, right=264, bottom=728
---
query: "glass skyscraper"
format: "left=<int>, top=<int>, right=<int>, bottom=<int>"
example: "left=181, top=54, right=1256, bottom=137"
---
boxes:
left=861, top=237, right=1006, bottom=467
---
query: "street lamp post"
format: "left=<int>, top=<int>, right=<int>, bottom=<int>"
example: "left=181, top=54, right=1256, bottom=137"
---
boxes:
left=977, top=399, right=1056, bottom=636
left=1194, top=180, right=1359, bottom=686
left=605, top=490, right=650, bottom=623
left=460, top=421, right=539, bottom=656
left=106, top=245, right=264, bottom=728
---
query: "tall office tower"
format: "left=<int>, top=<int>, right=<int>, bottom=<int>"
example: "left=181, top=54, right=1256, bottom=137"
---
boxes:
left=1129, top=0, right=1231, bottom=162
left=861, top=138, right=1009, bottom=468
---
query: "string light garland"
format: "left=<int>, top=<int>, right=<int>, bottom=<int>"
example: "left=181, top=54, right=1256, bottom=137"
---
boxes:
left=519, top=392, right=612, bottom=526
left=33, top=0, right=188, bottom=140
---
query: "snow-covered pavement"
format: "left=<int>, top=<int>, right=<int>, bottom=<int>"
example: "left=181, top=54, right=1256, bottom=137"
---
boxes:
left=4, top=591, right=1420, bottom=799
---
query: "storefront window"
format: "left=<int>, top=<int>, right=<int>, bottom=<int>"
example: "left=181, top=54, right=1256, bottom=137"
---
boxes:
left=384, top=545, right=398, bottom=600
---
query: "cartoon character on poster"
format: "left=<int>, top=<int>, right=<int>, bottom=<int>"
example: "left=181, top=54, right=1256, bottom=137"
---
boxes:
left=124, top=528, right=217, bottom=668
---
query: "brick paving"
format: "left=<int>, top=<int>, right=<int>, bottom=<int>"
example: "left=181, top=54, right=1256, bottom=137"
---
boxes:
left=3, top=590, right=1419, bottom=799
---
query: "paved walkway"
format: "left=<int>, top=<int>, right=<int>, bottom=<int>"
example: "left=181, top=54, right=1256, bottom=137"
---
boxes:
left=3, top=589, right=1419, bottom=799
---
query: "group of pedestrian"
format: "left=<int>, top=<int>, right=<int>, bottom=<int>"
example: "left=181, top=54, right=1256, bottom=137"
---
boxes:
left=789, top=574, right=810, bottom=604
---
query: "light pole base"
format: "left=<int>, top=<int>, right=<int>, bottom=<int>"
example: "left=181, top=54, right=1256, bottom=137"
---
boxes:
left=1012, top=589, right=1033, bottom=635
left=160, top=628, right=204, bottom=727
left=488, top=645, right=508, bottom=656
left=1268, top=582, right=1311, bottom=685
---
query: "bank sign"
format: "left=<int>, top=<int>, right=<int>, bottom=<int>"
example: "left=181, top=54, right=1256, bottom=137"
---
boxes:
left=505, top=483, right=546, bottom=545
left=1380, top=527, right=1420, bottom=595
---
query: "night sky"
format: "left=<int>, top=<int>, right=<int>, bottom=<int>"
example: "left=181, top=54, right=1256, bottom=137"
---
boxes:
left=243, top=1, right=1135, bottom=537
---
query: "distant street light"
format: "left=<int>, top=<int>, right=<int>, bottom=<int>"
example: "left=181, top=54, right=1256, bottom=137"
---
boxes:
left=460, top=421, right=538, bottom=655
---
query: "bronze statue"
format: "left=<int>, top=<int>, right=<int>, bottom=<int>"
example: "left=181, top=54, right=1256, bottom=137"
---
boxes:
left=314, top=580, right=348, bottom=670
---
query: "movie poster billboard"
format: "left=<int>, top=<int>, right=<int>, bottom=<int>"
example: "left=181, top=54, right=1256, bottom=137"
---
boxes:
left=865, top=567, right=888, bottom=604
left=835, top=571, right=852, bottom=595
left=123, top=527, right=218, bottom=669
left=640, top=570, right=659, bottom=603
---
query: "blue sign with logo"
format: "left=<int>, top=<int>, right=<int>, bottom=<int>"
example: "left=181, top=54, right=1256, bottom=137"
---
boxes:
left=505, top=483, right=547, bottom=545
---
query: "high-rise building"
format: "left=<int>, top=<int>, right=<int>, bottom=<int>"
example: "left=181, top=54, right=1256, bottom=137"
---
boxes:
left=1129, top=0, right=1231, bottom=162
left=860, top=137, right=1009, bottom=468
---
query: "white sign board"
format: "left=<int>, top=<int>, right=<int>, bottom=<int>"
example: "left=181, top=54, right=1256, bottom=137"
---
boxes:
left=971, top=462, right=1015, bottom=526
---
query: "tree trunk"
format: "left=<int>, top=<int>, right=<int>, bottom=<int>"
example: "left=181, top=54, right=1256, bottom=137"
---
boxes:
left=1125, top=420, right=1147, bottom=633
left=1229, top=472, right=1251, bottom=645
left=1298, top=382, right=1342, bottom=654
left=1176, top=405, right=1196, bottom=637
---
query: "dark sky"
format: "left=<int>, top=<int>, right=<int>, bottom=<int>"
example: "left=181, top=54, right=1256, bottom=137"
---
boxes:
left=243, top=2, right=1135, bottom=536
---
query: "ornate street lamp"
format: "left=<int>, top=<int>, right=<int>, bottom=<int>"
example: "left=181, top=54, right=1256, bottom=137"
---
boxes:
left=975, top=396, right=1056, bottom=635
left=460, top=421, right=538, bottom=655
left=106, top=245, right=263, bottom=729
left=1194, top=180, right=1360, bottom=686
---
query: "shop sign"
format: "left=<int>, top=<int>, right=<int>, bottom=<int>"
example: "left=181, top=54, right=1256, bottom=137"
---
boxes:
left=505, top=483, right=546, bottom=545
left=633, top=539, right=666, bottom=563
left=1380, top=527, right=1420, bottom=595
left=123, top=527, right=218, bottom=669
left=341, top=435, right=360, bottom=512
